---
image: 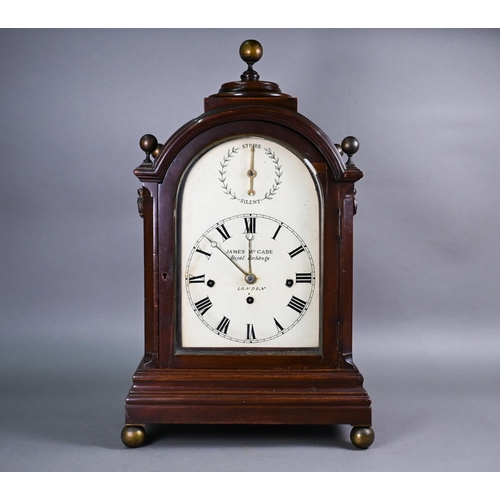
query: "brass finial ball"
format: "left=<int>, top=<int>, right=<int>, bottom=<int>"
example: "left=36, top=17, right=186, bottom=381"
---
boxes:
left=140, top=134, right=158, bottom=154
left=341, top=136, right=360, bottom=156
left=239, top=40, right=263, bottom=65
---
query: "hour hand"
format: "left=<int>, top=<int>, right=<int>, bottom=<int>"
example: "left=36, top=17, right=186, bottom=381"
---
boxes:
left=204, top=235, right=257, bottom=284
left=246, top=231, right=254, bottom=276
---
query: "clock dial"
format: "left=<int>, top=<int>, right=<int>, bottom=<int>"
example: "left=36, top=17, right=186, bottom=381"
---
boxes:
left=184, top=214, right=316, bottom=345
left=179, top=135, right=322, bottom=349
left=218, top=139, right=283, bottom=203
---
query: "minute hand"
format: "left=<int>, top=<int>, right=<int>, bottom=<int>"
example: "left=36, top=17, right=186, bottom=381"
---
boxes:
left=204, top=235, right=251, bottom=278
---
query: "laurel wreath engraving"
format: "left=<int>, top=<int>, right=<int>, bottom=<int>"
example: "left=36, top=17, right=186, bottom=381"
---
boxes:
left=219, top=147, right=239, bottom=199
left=218, top=146, right=283, bottom=201
left=262, top=147, right=282, bottom=200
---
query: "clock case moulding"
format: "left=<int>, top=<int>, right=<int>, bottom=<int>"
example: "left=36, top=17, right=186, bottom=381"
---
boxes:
left=123, top=42, right=373, bottom=448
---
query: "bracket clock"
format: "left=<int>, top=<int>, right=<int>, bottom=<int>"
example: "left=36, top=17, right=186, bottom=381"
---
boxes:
left=122, top=40, right=374, bottom=449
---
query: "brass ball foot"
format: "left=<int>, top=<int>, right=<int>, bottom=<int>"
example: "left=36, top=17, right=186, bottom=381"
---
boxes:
left=350, top=426, right=375, bottom=449
left=121, top=425, right=146, bottom=448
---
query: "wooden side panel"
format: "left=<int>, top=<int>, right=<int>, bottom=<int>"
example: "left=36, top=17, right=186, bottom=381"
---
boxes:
left=338, top=182, right=356, bottom=367
left=140, top=183, right=159, bottom=365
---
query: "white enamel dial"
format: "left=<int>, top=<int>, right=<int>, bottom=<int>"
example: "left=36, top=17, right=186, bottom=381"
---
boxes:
left=178, top=135, right=321, bottom=349
left=185, top=214, right=315, bottom=344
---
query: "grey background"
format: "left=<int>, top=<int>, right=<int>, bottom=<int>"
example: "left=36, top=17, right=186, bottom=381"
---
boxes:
left=1, top=28, right=499, bottom=472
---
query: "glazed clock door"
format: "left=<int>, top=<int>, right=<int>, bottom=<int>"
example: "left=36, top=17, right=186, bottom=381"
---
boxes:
left=177, top=135, right=322, bottom=350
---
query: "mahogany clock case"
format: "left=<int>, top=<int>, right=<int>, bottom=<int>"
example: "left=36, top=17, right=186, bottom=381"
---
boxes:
left=123, top=41, right=372, bottom=448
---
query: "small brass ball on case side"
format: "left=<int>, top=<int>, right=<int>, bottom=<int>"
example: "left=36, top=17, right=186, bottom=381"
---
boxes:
left=341, top=136, right=359, bottom=156
left=139, top=134, right=158, bottom=163
left=152, top=143, right=164, bottom=159
left=341, top=136, right=360, bottom=167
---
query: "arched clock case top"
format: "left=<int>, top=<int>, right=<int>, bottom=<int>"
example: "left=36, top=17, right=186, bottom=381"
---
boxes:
left=149, top=120, right=349, bottom=370
left=124, top=40, right=372, bottom=450
left=134, top=106, right=352, bottom=184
